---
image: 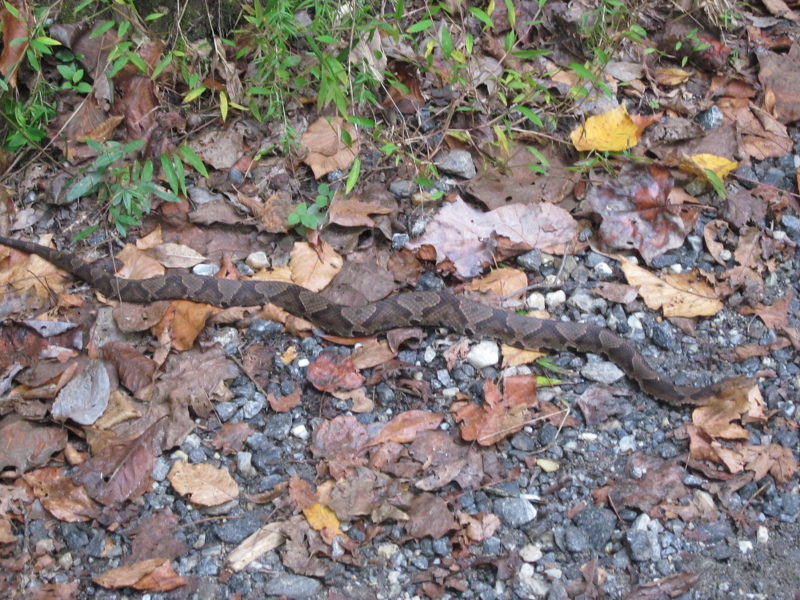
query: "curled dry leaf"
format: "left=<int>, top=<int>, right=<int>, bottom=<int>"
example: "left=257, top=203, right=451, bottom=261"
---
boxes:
left=620, top=260, right=723, bottom=317
left=301, top=116, right=360, bottom=179
left=0, top=414, right=67, bottom=472
left=93, top=557, right=185, bottom=592
left=99, top=341, right=157, bottom=392
left=167, top=461, right=239, bottom=506
left=367, top=410, right=444, bottom=447
left=23, top=467, right=98, bottom=522
left=306, top=350, right=365, bottom=393
left=144, top=243, right=206, bottom=269
left=51, top=359, right=111, bottom=426
left=586, top=164, right=690, bottom=265
left=405, top=196, right=578, bottom=279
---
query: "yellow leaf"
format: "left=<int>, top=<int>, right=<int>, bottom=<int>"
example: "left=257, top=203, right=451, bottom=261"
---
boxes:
left=303, top=503, right=344, bottom=541
left=501, top=344, right=547, bottom=367
left=653, top=68, right=691, bottom=86
left=570, top=104, right=639, bottom=152
left=679, top=153, right=739, bottom=180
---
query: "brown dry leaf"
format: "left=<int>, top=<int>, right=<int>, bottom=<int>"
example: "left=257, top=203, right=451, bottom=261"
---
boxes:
left=570, top=104, right=640, bottom=152
left=350, top=338, right=396, bottom=369
left=93, top=558, right=185, bottom=592
left=210, top=422, right=254, bottom=455
left=723, top=189, right=767, bottom=229
left=23, top=467, right=98, bottom=522
left=144, top=243, right=207, bottom=269
left=167, top=461, right=239, bottom=506
left=605, top=453, right=689, bottom=512
left=714, top=443, right=798, bottom=483
left=0, top=414, right=68, bottom=472
left=757, top=45, right=800, bottom=124
left=586, top=164, right=692, bottom=265
left=621, top=260, right=723, bottom=317
left=306, top=350, right=365, bottom=393
left=501, top=344, right=547, bottom=367
left=457, top=511, right=501, bottom=542
left=186, top=127, right=243, bottom=170
left=454, top=376, right=538, bottom=446
left=403, top=492, right=457, bottom=539
left=739, top=293, right=792, bottom=329
left=368, top=410, right=444, bottom=446
left=327, top=193, right=395, bottom=228
left=0, top=234, right=70, bottom=298
left=152, top=300, right=217, bottom=352
left=761, top=0, right=799, bottom=21
left=99, top=341, right=157, bottom=392
left=268, top=387, right=301, bottom=412
left=332, top=387, right=375, bottom=413
left=691, top=383, right=763, bottom=439
left=405, top=196, right=578, bottom=279
left=109, top=235, right=170, bottom=277
left=301, top=116, right=360, bottom=179
left=72, top=428, right=157, bottom=505
left=126, top=509, right=189, bottom=565
left=0, top=0, right=31, bottom=87
left=653, top=68, right=691, bottom=86
left=289, top=240, right=343, bottom=292
left=577, top=385, right=630, bottom=427
left=311, top=415, right=369, bottom=476
left=718, top=100, right=794, bottom=160
left=467, top=268, right=528, bottom=298
left=464, top=144, right=579, bottom=209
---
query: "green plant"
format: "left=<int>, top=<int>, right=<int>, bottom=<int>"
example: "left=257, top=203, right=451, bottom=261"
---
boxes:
left=54, top=50, right=92, bottom=94
left=287, top=183, right=334, bottom=232
left=68, top=139, right=183, bottom=237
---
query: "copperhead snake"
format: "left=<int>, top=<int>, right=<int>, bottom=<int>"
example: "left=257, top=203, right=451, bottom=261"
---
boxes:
left=0, top=236, right=750, bottom=406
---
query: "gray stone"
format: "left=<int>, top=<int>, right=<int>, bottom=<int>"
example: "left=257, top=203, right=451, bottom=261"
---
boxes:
left=627, top=529, right=654, bottom=561
left=263, top=413, right=293, bottom=438
left=564, top=526, right=590, bottom=553
left=215, top=402, right=238, bottom=422
left=694, top=106, right=723, bottom=130
left=435, top=149, right=477, bottom=179
left=517, top=249, right=542, bottom=270
left=735, top=165, right=758, bottom=189
left=494, top=498, right=538, bottom=527
left=389, top=180, right=418, bottom=198
left=215, top=512, right=263, bottom=544
left=581, top=360, right=625, bottom=384
left=60, top=523, right=89, bottom=549
left=652, top=321, right=676, bottom=351
left=263, top=575, right=323, bottom=599
left=782, top=214, right=800, bottom=241
left=573, top=507, right=616, bottom=550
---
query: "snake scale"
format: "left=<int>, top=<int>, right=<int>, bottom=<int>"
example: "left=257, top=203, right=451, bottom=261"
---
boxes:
left=0, top=236, right=749, bottom=406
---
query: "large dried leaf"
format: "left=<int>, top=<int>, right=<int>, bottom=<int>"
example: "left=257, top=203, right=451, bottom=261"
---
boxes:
left=23, top=467, right=98, bottom=522
left=586, top=164, right=690, bottom=265
left=93, top=558, right=185, bottom=592
left=289, top=240, right=343, bottom=292
left=405, top=196, right=578, bottom=278
left=621, top=260, right=723, bottom=317
left=0, top=414, right=67, bottom=472
left=51, top=359, right=111, bottom=425
left=367, top=410, right=444, bottom=446
left=99, top=341, right=157, bottom=393
left=167, top=461, right=239, bottom=506
left=72, top=428, right=157, bottom=505
left=301, top=117, right=360, bottom=179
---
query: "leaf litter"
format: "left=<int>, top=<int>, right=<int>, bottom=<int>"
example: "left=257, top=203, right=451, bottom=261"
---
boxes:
left=0, top=0, right=798, bottom=598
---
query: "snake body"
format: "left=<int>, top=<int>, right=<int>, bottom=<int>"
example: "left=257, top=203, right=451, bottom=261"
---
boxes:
left=0, top=236, right=747, bottom=406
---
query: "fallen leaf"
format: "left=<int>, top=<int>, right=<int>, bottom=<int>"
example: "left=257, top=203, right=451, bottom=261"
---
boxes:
left=303, top=503, right=345, bottom=544
left=405, top=196, right=578, bottom=279
left=368, top=410, right=444, bottom=446
left=93, top=558, right=185, bottom=592
left=571, top=104, right=640, bottom=152
left=306, top=350, right=365, bottom=393
left=167, top=461, right=239, bottom=506
left=0, top=414, right=67, bottom=472
left=679, top=153, right=739, bottom=180
left=301, top=116, right=360, bottom=179
left=621, top=260, right=723, bottom=317
left=586, top=164, right=691, bottom=265
left=289, top=240, right=343, bottom=292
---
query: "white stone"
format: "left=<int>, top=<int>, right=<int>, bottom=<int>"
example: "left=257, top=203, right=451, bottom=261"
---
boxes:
left=739, top=540, right=753, bottom=554
left=518, top=563, right=549, bottom=598
left=297, top=357, right=310, bottom=368
left=618, top=435, right=637, bottom=452
left=593, top=262, right=613, bottom=279
left=377, top=543, right=399, bottom=559
left=526, top=292, right=546, bottom=310
left=519, top=544, right=543, bottom=562
left=545, top=290, right=566, bottom=308
left=291, top=424, right=309, bottom=440
left=467, top=341, right=500, bottom=369
left=246, top=251, right=270, bottom=270
left=757, top=526, right=769, bottom=544
left=423, top=345, right=437, bottom=363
